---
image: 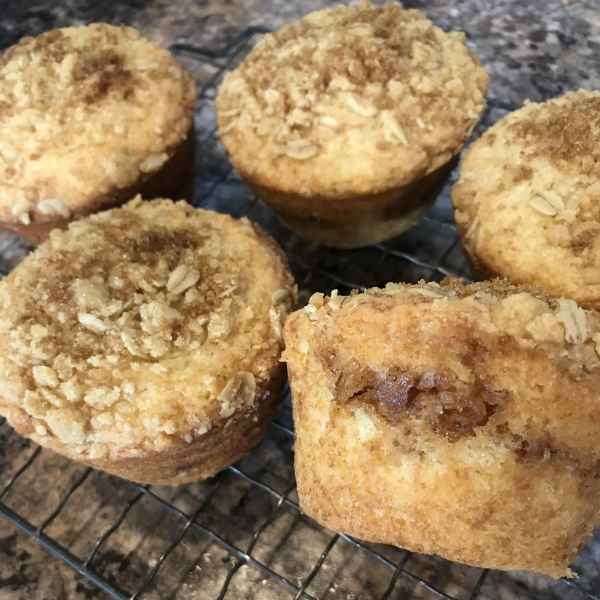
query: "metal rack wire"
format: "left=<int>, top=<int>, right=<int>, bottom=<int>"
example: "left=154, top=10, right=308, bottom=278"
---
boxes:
left=1, top=26, right=600, bottom=600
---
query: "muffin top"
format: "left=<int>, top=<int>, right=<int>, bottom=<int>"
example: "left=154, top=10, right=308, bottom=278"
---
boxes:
left=0, top=198, right=296, bottom=460
left=0, top=24, right=196, bottom=225
left=216, top=2, right=488, bottom=198
left=284, top=277, right=600, bottom=456
left=452, top=90, right=600, bottom=309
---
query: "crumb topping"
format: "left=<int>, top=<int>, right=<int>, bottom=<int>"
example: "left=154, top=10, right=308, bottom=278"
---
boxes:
left=319, top=279, right=598, bottom=440
left=380, top=278, right=599, bottom=353
left=509, top=93, right=600, bottom=180
left=216, top=2, right=488, bottom=194
left=0, top=198, right=296, bottom=456
left=451, top=90, right=600, bottom=308
left=0, top=24, right=196, bottom=222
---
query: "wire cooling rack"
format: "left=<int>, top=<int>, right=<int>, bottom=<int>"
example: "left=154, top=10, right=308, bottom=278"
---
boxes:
left=2, top=26, right=600, bottom=600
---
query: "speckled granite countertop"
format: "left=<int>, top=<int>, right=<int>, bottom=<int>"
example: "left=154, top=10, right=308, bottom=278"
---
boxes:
left=1, top=1, right=600, bottom=599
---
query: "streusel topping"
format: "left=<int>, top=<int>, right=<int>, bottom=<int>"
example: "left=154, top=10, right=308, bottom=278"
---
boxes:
left=0, top=199, right=296, bottom=458
left=216, top=2, right=488, bottom=195
left=452, top=90, right=600, bottom=309
left=510, top=93, right=600, bottom=179
left=302, top=278, right=600, bottom=366
left=0, top=24, right=196, bottom=223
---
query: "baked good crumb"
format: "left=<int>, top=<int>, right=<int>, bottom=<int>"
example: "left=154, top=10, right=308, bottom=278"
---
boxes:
left=0, top=197, right=297, bottom=484
left=283, top=277, right=600, bottom=577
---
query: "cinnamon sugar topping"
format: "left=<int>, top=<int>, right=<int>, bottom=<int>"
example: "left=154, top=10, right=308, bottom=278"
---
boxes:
left=0, top=199, right=296, bottom=457
left=216, top=2, right=488, bottom=194
left=510, top=94, right=600, bottom=179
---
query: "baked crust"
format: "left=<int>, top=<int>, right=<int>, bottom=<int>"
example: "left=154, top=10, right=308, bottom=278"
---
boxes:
left=216, top=2, right=487, bottom=246
left=2, top=364, right=286, bottom=485
left=0, top=198, right=297, bottom=484
left=283, top=278, right=600, bottom=577
left=244, top=155, right=458, bottom=248
left=0, top=24, right=197, bottom=242
left=451, top=89, right=600, bottom=309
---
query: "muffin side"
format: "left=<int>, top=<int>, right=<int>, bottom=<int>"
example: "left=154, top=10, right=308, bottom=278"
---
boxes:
left=283, top=278, right=600, bottom=577
left=0, top=24, right=197, bottom=244
left=245, top=156, right=458, bottom=248
left=0, top=198, right=297, bottom=484
left=452, top=90, right=600, bottom=309
left=216, top=2, right=488, bottom=247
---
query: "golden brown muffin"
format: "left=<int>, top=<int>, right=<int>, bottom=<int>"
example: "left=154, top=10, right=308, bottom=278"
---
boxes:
left=283, top=278, right=600, bottom=577
left=0, top=198, right=297, bottom=485
left=0, top=24, right=197, bottom=245
left=452, top=90, right=600, bottom=310
left=216, top=2, right=488, bottom=248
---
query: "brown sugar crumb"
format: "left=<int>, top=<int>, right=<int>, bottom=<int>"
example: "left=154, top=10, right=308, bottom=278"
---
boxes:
left=0, top=198, right=297, bottom=457
left=509, top=93, right=600, bottom=179
left=3, top=29, right=137, bottom=107
left=216, top=1, right=488, bottom=183
left=509, top=164, right=534, bottom=183
left=571, top=229, right=599, bottom=254
left=0, top=26, right=135, bottom=113
left=438, top=276, right=560, bottom=307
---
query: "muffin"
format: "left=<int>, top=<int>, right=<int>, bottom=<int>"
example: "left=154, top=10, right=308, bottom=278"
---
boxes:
left=283, top=278, right=600, bottom=577
left=0, top=24, right=197, bottom=245
left=0, top=198, right=297, bottom=485
left=216, top=2, right=488, bottom=248
left=452, top=90, right=600, bottom=310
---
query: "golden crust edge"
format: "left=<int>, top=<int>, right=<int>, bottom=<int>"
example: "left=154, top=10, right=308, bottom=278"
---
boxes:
left=0, top=363, right=286, bottom=485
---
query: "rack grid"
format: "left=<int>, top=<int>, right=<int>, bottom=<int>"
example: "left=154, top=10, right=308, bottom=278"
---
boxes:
left=1, top=26, right=600, bottom=600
